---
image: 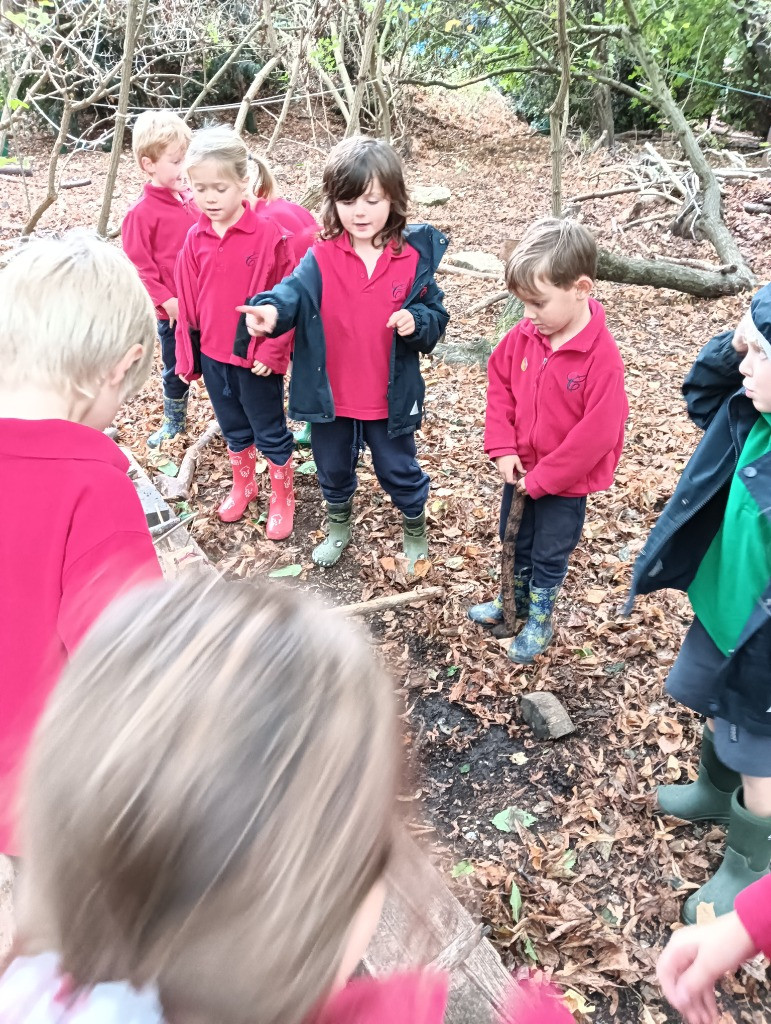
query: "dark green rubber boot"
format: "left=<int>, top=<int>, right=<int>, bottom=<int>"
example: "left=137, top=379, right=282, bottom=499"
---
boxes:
left=402, top=511, right=428, bottom=574
left=658, top=726, right=740, bottom=825
left=682, top=788, right=771, bottom=924
left=312, top=499, right=353, bottom=567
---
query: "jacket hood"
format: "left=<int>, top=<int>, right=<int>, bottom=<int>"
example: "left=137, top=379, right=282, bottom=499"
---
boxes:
left=404, top=223, right=449, bottom=274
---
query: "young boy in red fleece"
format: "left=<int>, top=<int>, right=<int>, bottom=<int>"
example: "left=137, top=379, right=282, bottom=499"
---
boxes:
left=0, top=233, right=162, bottom=854
left=122, top=110, right=197, bottom=447
left=469, top=218, right=628, bottom=664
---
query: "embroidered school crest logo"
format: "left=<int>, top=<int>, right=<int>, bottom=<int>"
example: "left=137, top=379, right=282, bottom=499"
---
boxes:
left=521, top=357, right=528, bottom=372
left=419, top=286, right=428, bottom=299
left=567, top=372, right=587, bottom=391
left=392, top=282, right=407, bottom=301
left=245, top=252, right=259, bottom=266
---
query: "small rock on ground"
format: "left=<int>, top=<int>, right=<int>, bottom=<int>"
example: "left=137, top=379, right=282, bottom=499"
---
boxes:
left=446, top=250, right=505, bottom=276
left=520, top=691, right=576, bottom=740
left=412, top=185, right=452, bottom=207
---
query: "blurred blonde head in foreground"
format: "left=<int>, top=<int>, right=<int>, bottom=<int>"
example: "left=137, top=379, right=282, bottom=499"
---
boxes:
left=16, top=577, right=400, bottom=1024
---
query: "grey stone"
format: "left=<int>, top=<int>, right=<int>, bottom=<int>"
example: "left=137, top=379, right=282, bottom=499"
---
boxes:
left=447, top=250, right=505, bottom=276
left=412, top=184, right=452, bottom=207
left=520, top=691, right=576, bottom=740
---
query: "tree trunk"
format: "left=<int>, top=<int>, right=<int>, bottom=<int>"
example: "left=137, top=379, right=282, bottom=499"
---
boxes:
left=97, top=0, right=141, bottom=237
left=597, top=247, right=750, bottom=297
left=22, top=101, right=73, bottom=236
left=344, top=0, right=388, bottom=138
left=548, top=0, right=570, bottom=215
left=620, top=0, right=755, bottom=290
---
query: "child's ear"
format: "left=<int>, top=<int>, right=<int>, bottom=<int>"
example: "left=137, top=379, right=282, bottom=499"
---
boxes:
left=574, top=275, right=594, bottom=299
left=108, top=344, right=144, bottom=387
left=140, top=155, right=154, bottom=176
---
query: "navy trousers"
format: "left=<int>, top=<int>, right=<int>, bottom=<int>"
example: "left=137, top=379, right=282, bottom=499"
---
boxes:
left=201, top=354, right=293, bottom=465
left=311, top=418, right=429, bottom=518
left=158, top=319, right=189, bottom=400
left=499, top=487, right=586, bottom=589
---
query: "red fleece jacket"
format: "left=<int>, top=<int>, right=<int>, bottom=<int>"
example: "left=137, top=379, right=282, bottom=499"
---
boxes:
left=735, top=874, right=771, bottom=958
left=0, top=419, right=161, bottom=853
left=484, top=299, right=627, bottom=500
left=121, top=183, right=197, bottom=318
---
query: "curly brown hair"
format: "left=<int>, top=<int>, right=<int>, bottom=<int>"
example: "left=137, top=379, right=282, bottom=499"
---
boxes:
left=319, top=137, right=408, bottom=251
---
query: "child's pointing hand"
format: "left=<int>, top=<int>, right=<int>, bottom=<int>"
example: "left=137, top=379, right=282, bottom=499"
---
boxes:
left=387, top=310, right=415, bottom=336
left=236, top=304, right=278, bottom=337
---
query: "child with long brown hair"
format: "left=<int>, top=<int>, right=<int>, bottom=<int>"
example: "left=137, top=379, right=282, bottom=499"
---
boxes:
left=0, top=577, right=573, bottom=1024
left=236, top=137, right=450, bottom=572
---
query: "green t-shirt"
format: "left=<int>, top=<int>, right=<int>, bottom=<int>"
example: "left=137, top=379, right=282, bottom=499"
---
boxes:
left=689, top=413, right=771, bottom=654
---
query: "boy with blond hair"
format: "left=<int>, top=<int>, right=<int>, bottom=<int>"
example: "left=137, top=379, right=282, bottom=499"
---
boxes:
left=469, top=218, right=628, bottom=663
left=122, top=109, right=197, bottom=446
left=0, top=232, right=162, bottom=853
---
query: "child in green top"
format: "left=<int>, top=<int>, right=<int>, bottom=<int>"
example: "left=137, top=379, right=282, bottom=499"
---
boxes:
left=627, top=288, right=771, bottom=924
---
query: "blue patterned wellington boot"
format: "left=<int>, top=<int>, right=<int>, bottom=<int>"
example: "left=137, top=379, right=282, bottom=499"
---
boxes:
left=468, top=593, right=504, bottom=624
left=468, top=568, right=532, bottom=626
left=507, top=583, right=560, bottom=664
left=148, top=394, right=189, bottom=448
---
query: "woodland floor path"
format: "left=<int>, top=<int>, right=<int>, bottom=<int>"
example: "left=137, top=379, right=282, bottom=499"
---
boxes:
left=3, top=87, right=771, bottom=1023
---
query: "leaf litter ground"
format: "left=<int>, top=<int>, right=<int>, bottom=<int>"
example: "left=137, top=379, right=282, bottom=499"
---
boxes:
left=4, top=88, right=771, bottom=1023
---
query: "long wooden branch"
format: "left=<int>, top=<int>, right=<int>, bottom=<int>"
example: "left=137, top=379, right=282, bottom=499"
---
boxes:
left=339, top=587, right=444, bottom=616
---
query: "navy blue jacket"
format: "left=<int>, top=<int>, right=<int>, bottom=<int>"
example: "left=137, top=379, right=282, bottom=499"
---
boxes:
left=235, top=224, right=449, bottom=439
left=627, top=283, right=771, bottom=735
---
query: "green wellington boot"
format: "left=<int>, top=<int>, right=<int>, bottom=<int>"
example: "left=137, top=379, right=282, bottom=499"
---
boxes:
left=402, top=511, right=428, bottom=574
left=658, top=726, right=740, bottom=824
left=312, top=498, right=353, bottom=567
left=293, top=422, right=313, bottom=447
left=507, top=583, right=560, bottom=664
left=682, top=788, right=771, bottom=924
left=468, top=568, right=532, bottom=627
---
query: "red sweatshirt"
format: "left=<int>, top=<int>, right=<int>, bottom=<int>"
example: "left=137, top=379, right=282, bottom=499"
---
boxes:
left=484, top=299, right=627, bottom=500
left=254, top=197, right=318, bottom=261
left=121, top=183, right=197, bottom=318
left=175, top=203, right=295, bottom=380
left=0, top=419, right=161, bottom=853
left=735, top=874, right=771, bottom=958
left=314, top=971, right=574, bottom=1024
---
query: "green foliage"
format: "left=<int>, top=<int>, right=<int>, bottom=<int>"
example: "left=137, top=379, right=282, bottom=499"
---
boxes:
left=390, top=0, right=763, bottom=135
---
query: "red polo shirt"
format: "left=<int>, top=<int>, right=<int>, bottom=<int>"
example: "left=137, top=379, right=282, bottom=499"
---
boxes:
left=175, top=203, right=295, bottom=380
left=0, top=418, right=161, bottom=853
left=122, top=182, right=197, bottom=318
left=314, top=234, right=419, bottom=419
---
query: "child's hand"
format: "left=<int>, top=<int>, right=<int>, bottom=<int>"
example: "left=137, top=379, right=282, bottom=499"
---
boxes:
left=162, top=297, right=179, bottom=326
left=495, top=454, right=525, bottom=485
left=387, top=310, right=416, bottom=336
left=656, top=912, right=758, bottom=1024
left=236, top=304, right=278, bottom=337
left=251, top=361, right=272, bottom=376
left=515, top=474, right=528, bottom=494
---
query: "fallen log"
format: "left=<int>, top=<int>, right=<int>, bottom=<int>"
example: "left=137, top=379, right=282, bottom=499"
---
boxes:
left=340, top=586, right=444, bottom=616
left=0, top=164, right=31, bottom=177
left=468, top=290, right=508, bottom=314
left=744, top=201, right=771, bottom=216
left=154, top=420, right=222, bottom=500
left=61, top=177, right=92, bottom=189
left=597, top=246, right=753, bottom=297
left=437, top=263, right=503, bottom=281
